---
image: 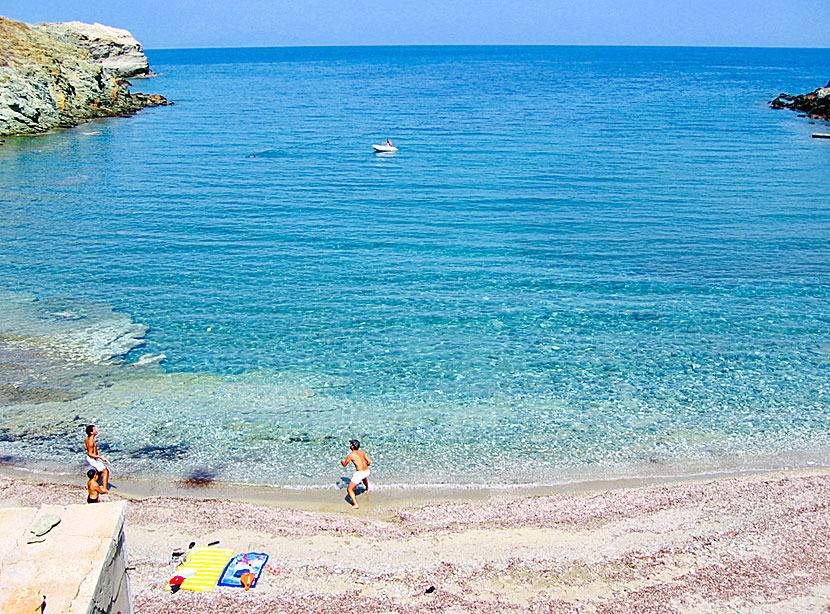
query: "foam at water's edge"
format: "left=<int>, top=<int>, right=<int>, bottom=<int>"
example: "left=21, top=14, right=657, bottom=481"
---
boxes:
left=242, top=451, right=830, bottom=491
left=2, top=447, right=828, bottom=495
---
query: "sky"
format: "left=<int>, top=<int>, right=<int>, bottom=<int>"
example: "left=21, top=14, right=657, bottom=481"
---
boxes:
left=2, top=0, right=829, bottom=49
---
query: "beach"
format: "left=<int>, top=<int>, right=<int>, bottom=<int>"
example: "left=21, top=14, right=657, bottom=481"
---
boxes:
left=2, top=467, right=829, bottom=612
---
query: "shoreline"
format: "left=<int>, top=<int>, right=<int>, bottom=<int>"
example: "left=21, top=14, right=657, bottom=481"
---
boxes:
left=3, top=455, right=829, bottom=515
left=3, top=467, right=830, bottom=612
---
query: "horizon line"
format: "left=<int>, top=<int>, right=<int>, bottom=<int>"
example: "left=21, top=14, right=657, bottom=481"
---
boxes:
left=145, top=42, right=830, bottom=52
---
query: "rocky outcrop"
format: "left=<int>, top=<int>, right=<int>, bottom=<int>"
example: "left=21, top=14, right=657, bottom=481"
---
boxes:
left=33, top=21, right=152, bottom=79
left=770, top=80, right=830, bottom=121
left=0, top=15, right=170, bottom=137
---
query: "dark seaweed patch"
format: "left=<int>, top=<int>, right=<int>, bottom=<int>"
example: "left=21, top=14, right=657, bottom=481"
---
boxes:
left=182, top=468, right=217, bottom=487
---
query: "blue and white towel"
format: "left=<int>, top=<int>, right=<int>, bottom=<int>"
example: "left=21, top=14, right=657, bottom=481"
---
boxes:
left=217, top=552, right=269, bottom=588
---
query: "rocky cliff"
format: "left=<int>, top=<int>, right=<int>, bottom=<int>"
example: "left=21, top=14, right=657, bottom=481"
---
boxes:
left=0, top=15, right=170, bottom=137
left=770, top=81, right=830, bottom=121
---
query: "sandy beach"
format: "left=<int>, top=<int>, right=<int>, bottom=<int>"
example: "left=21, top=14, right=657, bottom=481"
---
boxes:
left=2, top=468, right=829, bottom=613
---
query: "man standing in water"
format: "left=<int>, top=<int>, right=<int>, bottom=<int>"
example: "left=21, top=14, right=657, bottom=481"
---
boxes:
left=340, top=439, right=370, bottom=509
left=84, top=425, right=110, bottom=492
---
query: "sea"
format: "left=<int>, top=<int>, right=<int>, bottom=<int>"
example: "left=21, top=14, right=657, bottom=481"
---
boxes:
left=0, top=46, right=828, bottom=488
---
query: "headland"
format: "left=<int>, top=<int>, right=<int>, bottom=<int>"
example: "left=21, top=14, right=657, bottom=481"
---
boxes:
left=0, top=15, right=170, bottom=137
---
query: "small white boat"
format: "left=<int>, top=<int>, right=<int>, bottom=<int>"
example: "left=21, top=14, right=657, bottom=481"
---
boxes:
left=372, top=144, right=398, bottom=153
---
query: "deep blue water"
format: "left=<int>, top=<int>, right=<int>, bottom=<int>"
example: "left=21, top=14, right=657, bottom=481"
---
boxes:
left=0, top=46, right=828, bottom=486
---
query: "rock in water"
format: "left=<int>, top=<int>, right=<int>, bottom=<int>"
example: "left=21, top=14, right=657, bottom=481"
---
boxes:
left=0, top=15, right=171, bottom=137
left=770, top=80, right=830, bottom=121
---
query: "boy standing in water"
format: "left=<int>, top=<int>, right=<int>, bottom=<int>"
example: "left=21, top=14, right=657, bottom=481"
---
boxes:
left=85, top=425, right=110, bottom=492
left=340, top=439, right=371, bottom=509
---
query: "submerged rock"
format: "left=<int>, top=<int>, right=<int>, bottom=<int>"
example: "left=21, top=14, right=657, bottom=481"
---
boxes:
left=0, top=384, right=83, bottom=406
left=0, top=15, right=171, bottom=137
left=770, top=80, right=830, bottom=121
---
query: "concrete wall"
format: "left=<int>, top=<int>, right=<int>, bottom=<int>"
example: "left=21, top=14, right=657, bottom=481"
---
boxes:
left=0, top=501, right=132, bottom=614
left=89, top=519, right=132, bottom=614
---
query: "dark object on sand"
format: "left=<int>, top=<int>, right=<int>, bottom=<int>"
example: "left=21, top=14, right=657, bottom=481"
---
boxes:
left=207, top=540, right=220, bottom=546
left=425, top=586, right=436, bottom=594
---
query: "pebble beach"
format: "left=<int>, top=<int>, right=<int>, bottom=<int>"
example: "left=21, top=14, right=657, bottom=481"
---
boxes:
left=2, top=468, right=829, bottom=612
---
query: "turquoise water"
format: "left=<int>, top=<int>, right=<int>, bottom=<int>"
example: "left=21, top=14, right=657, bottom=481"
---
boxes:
left=0, top=46, right=829, bottom=486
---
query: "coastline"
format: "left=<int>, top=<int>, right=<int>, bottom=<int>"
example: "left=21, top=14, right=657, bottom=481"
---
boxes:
left=2, top=466, right=829, bottom=612
left=2, top=445, right=829, bottom=514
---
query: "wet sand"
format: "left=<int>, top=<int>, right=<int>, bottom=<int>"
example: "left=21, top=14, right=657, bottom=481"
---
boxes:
left=2, top=467, right=830, bottom=612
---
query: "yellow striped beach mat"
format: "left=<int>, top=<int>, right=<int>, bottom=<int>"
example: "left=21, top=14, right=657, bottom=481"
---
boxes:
left=177, top=548, right=235, bottom=592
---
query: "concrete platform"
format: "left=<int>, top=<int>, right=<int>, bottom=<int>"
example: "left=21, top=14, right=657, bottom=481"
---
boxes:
left=0, top=502, right=131, bottom=614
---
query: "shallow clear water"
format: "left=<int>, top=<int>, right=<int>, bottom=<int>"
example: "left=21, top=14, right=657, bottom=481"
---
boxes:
left=0, top=46, right=829, bottom=486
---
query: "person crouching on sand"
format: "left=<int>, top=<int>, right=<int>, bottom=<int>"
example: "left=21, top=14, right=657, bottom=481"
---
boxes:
left=84, top=424, right=110, bottom=492
left=87, top=469, right=104, bottom=504
left=341, top=439, right=371, bottom=509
